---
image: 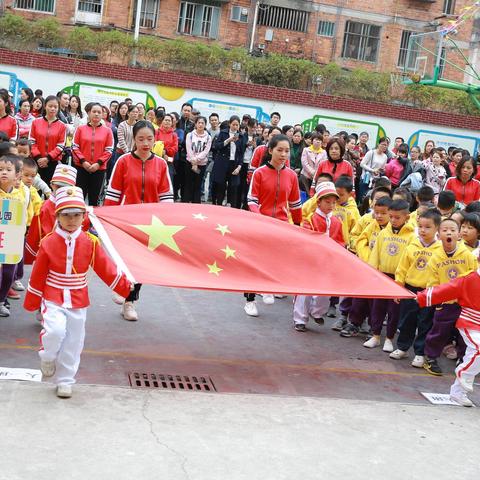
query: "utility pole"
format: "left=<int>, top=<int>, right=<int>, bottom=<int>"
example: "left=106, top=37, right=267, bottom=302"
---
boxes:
left=132, top=0, right=143, bottom=65
left=249, top=1, right=260, bottom=53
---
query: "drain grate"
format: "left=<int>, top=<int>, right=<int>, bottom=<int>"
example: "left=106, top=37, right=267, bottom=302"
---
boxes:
left=128, top=372, right=216, bottom=392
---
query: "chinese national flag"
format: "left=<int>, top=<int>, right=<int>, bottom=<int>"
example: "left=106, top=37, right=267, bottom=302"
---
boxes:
left=90, top=203, right=413, bottom=299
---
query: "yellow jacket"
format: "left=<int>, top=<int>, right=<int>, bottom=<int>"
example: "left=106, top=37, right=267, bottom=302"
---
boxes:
left=333, top=197, right=360, bottom=247
left=368, top=222, right=416, bottom=274
left=395, top=238, right=443, bottom=288
left=426, top=242, right=478, bottom=288
left=349, top=212, right=374, bottom=252
left=356, top=221, right=385, bottom=263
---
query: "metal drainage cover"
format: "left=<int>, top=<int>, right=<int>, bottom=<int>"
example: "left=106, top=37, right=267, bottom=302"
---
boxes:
left=128, top=372, right=216, bottom=392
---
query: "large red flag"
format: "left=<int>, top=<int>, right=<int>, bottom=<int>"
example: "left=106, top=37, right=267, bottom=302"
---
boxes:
left=89, top=203, right=413, bottom=299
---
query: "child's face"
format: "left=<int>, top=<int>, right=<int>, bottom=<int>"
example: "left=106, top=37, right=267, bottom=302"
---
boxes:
left=22, top=166, right=37, bottom=187
left=16, top=144, right=30, bottom=157
left=461, top=222, right=479, bottom=247
left=374, top=205, right=389, bottom=226
left=438, top=220, right=460, bottom=250
left=318, top=195, right=337, bottom=215
left=0, top=160, right=17, bottom=189
left=418, top=217, right=438, bottom=244
left=432, top=153, right=442, bottom=166
left=388, top=209, right=409, bottom=229
left=57, top=212, right=85, bottom=232
left=336, top=187, right=350, bottom=204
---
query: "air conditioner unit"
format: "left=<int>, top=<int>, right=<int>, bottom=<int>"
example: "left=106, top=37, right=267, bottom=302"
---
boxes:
left=258, top=43, right=266, bottom=50
left=241, top=8, right=249, bottom=16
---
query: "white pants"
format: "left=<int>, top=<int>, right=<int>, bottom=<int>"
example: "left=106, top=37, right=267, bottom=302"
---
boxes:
left=39, top=300, right=87, bottom=386
left=293, top=296, right=330, bottom=325
left=450, top=328, right=480, bottom=396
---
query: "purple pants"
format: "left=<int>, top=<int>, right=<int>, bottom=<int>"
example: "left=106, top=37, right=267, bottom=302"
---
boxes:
left=0, top=264, right=17, bottom=303
left=424, top=303, right=461, bottom=359
left=370, top=298, right=400, bottom=338
left=349, top=298, right=371, bottom=327
left=339, top=297, right=352, bottom=316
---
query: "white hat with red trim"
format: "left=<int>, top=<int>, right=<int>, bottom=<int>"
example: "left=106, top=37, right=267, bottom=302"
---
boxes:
left=51, top=164, right=77, bottom=187
left=315, top=181, right=339, bottom=199
left=55, top=186, right=86, bottom=214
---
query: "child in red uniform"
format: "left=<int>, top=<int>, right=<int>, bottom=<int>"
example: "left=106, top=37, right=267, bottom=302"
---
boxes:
left=24, top=186, right=132, bottom=398
left=293, top=182, right=344, bottom=331
left=417, top=259, right=480, bottom=407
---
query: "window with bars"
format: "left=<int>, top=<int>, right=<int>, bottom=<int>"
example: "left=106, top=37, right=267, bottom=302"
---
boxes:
left=178, top=2, right=220, bottom=39
left=397, top=30, right=419, bottom=68
left=78, top=0, right=102, bottom=14
left=14, top=0, right=55, bottom=12
left=443, top=0, right=455, bottom=15
left=342, top=21, right=381, bottom=63
left=133, top=0, right=160, bottom=29
left=257, top=4, right=310, bottom=33
left=439, top=46, right=446, bottom=78
left=317, top=20, right=335, bottom=37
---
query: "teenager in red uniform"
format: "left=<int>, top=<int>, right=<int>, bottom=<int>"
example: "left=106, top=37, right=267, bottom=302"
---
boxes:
left=0, top=88, right=18, bottom=140
left=417, top=257, right=480, bottom=407
left=72, top=102, right=114, bottom=206
left=293, top=182, right=344, bottom=331
left=444, top=156, right=480, bottom=206
left=24, top=186, right=132, bottom=398
left=29, top=95, right=67, bottom=185
left=105, top=120, right=173, bottom=321
left=245, top=134, right=302, bottom=316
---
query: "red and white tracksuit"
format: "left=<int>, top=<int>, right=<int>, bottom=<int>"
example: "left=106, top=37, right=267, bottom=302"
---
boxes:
left=247, top=163, right=302, bottom=224
left=24, top=226, right=131, bottom=386
left=29, top=117, right=67, bottom=161
left=104, top=152, right=174, bottom=205
left=71, top=123, right=114, bottom=170
left=0, top=114, right=18, bottom=140
left=248, top=145, right=290, bottom=182
left=418, top=269, right=480, bottom=396
left=294, top=210, right=345, bottom=325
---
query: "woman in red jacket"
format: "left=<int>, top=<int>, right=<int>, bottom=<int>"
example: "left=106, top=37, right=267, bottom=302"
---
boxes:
left=444, top=156, right=480, bottom=206
left=72, top=103, right=114, bottom=206
left=154, top=113, right=178, bottom=179
left=29, top=95, right=67, bottom=184
left=105, top=120, right=173, bottom=321
left=0, top=89, right=18, bottom=140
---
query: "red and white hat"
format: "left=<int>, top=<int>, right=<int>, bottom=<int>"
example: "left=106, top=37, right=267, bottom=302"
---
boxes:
left=55, top=186, right=86, bottom=214
left=315, top=181, right=339, bottom=199
left=51, top=164, right=77, bottom=187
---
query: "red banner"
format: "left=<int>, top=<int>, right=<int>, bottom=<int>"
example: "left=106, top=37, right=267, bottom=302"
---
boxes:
left=91, top=203, right=413, bottom=299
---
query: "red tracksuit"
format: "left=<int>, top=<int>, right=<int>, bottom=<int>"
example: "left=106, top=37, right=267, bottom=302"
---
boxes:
left=29, top=117, right=67, bottom=161
left=247, top=163, right=302, bottom=224
left=104, top=152, right=174, bottom=205
left=248, top=145, right=290, bottom=182
left=72, top=123, right=114, bottom=170
left=444, top=177, right=480, bottom=205
left=302, top=210, right=345, bottom=246
left=155, top=127, right=179, bottom=157
left=0, top=114, right=18, bottom=140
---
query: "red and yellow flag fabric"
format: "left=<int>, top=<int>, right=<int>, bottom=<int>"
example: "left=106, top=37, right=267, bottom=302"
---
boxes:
left=90, top=203, right=413, bottom=299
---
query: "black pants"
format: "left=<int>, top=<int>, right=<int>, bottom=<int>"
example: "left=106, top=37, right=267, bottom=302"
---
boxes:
left=244, top=293, right=256, bottom=302
left=234, top=163, right=249, bottom=210
left=76, top=167, right=106, bottom=207
left=173, top=158, right=187, bottom=201
left=212, top=163, right=239, bottom=206
left=183, top=164, right=206, bottom=203
left=38, top=160, right=58, bottom=186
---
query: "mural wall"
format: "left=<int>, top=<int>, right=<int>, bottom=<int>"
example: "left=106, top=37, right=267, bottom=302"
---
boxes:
left=1, top=64, right=478, bottom=153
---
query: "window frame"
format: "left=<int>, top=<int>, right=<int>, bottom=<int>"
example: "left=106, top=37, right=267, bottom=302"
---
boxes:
left=442, top=0, right=456, bottom=15
left=231, top=5, right=248, bottom=23
left=257, top=4, right=310, bottom=33
left=177, top=1, right=221, bottom=39
left=13, top=0, right=56, bottom=14
left=317, top=20, right=335, bottom=37
left=341, top=20, right=381, bottom=63
left=77, top=0, right=103, bottom=14
left=133, top=0, right=161, bottom=29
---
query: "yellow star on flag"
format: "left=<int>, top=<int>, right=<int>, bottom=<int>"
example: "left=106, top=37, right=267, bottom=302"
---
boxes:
left=193, top=213, right=208, bottom=221
left=216, top=224, right=231, bottom=236
left=207, top=261, right=223, bottom=276
left=221, top=245, right=236, bottom=259
left=134, top=215, right=185, bottom=255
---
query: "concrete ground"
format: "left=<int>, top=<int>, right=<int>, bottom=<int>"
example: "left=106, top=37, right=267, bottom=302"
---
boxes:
left=1, top=271, right=479, bottom=478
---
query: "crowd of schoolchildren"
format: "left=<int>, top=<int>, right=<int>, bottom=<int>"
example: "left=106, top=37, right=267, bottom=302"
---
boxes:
left=1, top=86, right=480, bottom=405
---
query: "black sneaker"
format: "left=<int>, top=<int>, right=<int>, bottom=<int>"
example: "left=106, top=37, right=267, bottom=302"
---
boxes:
left=340, top=323, right=360, bottom=338
left=423, top=357, right=443, bottom=376
left=326, top=306, right=337, bottom=318
left=294, top=323, right=307, bottom=332
left=4, top=299, right=10, bottom=309
left=313, top=317, right=324, bottom=326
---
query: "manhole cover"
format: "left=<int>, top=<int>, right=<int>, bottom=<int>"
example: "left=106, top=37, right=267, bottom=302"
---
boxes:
left=128, top=372, right=216, bottom=392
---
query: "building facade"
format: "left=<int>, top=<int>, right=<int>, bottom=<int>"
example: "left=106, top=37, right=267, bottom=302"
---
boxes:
left=3, top=0, right=478, bottom=82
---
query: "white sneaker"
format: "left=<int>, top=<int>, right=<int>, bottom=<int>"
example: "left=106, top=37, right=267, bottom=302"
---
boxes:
left=40, top=360, right=56, bottom=377
left=56, top=384, right=73, bottom=398
left=450, top=392, right=474, bottom=407
left=383, top=339, right=394, bottom=353
left=112, top=292, right=125, bottom=305
left=122, top=302, right=138, bottom=321
left=12, top=280, right=25, bottom=291
left=262, top=294, right=275, bottom=305
left=0, top=303, right=10, bottom=317
left=363, top=336, right=381, bottom=349
left=411, top=355, right=425, bottom=368
left=244, top=301, right=259, bottom=317
left=389, top=349, right=408, bottom=360
left=458, top=375, right=474, bottom=393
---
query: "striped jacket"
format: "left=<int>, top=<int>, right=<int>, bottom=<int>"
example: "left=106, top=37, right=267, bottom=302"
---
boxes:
left=72, top=123, right=114, bottom=171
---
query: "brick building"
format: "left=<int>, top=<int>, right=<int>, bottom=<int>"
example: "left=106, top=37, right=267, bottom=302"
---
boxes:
left=2, top=0, right=478, bottom=81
